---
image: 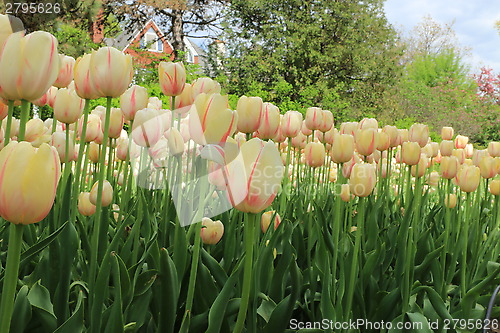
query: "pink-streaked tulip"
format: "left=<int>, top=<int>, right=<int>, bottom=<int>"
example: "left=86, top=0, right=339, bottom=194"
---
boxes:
left=87, top=142, right=101, bottom=164
left=421, top=144, right=433, bottom=158
left=454, top=135, right=468, bottom=149
left=301, top=121, right=312, bottom=136
left=382, top=125, right=399, bottom=148
left=305, top=107, right=324, bottom=131
left=408, top=123, right=429, bottom=148
left=444, top=194, right=457, bottom=208
left=53, top=88, right=85, bottom=124
left=472, top=149, right=489, bottom=167
left=495, top=158, right=500, bottom=175
left=115, top=136, right=138, bottom=161
left=191, top=77, right=221, bottom=99
left=489, top=179, right=500, bottom=196
left=398, top=129, right=409, bottom=145
left=440, top=140, right=454, bottom=156
left=25, top=119, right=51, bottom=147
left=355, top=128, right=378, bottom=156
left=256, top=102, right=280, bottom=140
left=51, top=131, right=75, bottom=162
left=479, top=156, right=496, bottom=179
left=358, top=118, right=378, bottom=130
left=428, top=171, right=440, bottom=187
left=342, top=155, right=360, bottom=178
left=488, top=142, right=500, bottom=157
left=189, top=93, right=237, bottom=145
left=319, top=110, right=334, bottom=132
left=74, top=53, right=99, bottom=100
left=261, top=210, right=281, bottom=233
left=441, top=126, right=454, bottom=141
left=349, top=163, right=376, bottom=197
left=165, top=127, right=184, bottom=156
left=377, top=132, right=390, bottom=151
left=89, top=47, right=133, bottom=98
left=340, top=183, right=351, bottom=202
left=78, top=113, right=101, bottom=143
left=147, top=97, right=162, bottom=110
left=411, top=154, right=428, bottom=178
left=89, top=179, right=113, bottom=207
left=101, top=107, right=124, bottom=139
left=0, top=141, right=61, bottom=224
left=158, top=61, right=186, bottom=96
left=0, top=31, right=60, bottom=101
left=456, top=165, right=480, bottom=193
left=54, top=54, right=75, bottom=88
left=200, top=217, right=224, bottom=245
left=452, top=149, right=465, bottom=165
left=440, top=156, right=459, bottom=179
left=331, top=133, right=354, bottom=164
left=132, top=108, right=169, bottom=148
left=429, top=142, right=439, bottom=158
left=78, top=192, right=96, bottom=216
left=304, top=142, right=325, bottom=168
left=464, top=144, right=474, bottom=159
left=281, top=111, right=303, bottom=138
left=236, top=96, right=263, bottom=133
left=208, top=161, right=227, bottom=190
left=174, top=83, right=194, bottom=115
left=401, top=141, right=421, bottom=166
left=224, top=138, right=284, bottom=214
left=31, top=86, right=58, bottom=108
left=291, top=132, right=307, bottom=149
left=340, top=122, right=358, bottom=136
left=323, top=127, right=337, bottom=145
left=120, top=85, right=149, bottom=121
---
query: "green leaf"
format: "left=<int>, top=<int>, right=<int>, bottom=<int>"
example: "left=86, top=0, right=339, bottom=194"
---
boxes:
left=53, top=290, right=84, bottom=333
left=134, top=270, right=158, bottom=296
left=406, top=312, right=433, bottom=333
left=27, top=281, right=57, bottom=332
left=10, top=285, right=31, bottom=333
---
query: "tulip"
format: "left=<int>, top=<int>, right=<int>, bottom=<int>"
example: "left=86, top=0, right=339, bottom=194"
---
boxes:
left=429, top=142, right=439, bottom=158
left=224, top=138, right=284, bottom=213
left=377, top=132, right=390, bottom=151
left=323, top=127, right=337, bottom=145
left=440, top=140, right=454, bottom=156
left=256, top=102, right=280, bottom=140
left=208, top=161, right=227, bottom=190
left=291, top=132, right=307, bottom=149
left=102, top=107, right=124, bottom=139
left=378, top=158, right=388, bottom=178
left=148, top=96, right=162, bottom=110
left=165, top=127, right=184, bottom=156
left=31, top=86, right=58, bottom=107
left=120, top=85, right=149, bottom=121
left=236, top=96, right=263, bottom=133
left=401, top=141, right=421, bottom=166
left=304, top=142, right=325, bottom=168
left=301, top=121, right=312, bottom=136
left=464, top=144, right=474, bottom=158
left=53, top=88, right=85, bottom=124
left=319, top=110, right=334, bottom=132
left=340, top=183, right=351, bottom=202
left=408, top=123, right=429, bottom=148
left=411, top=154, right=428, bottom=178
left=452, top=149, right=465, bottom=164
left=455, top=135, right=468, bottom=149
left=261, top=211, right=281, bottom=233
left=89, top=47, right=133, bottom=98
left=54, top=54, right=75, bottom=88
left=159, top=61, right=186, bottom=96
left=305, top=107, right=324, bottom=131
left=382, top=125, right=399, bottom=148
left=78, top=192, right=96, bottom=216
left=358, top=118, right=378, bottom=130
left=0, top=141, right=61, bottom=224
left=428, top=171, right=440, bottom=187
left=398, top=129, right=409, bottom=145
left=340, top=122, right=358, bottom=136
left=440, top=156, right=459, bottom=179
left=342, top=155, right=360, bottom=178
left=89, top=179, right=113, bottom=207
left=189, top=93, right=237, bottom=145
left=78, top=113, right=101, bottom=143
left=488, top=142, right=500, bottom=157
left=281, top=111, right=303, bottom=138
left=349, top=163, right=376, bottom=197
left=0, top=31, right=60, bottom=101
left=489, top=179, right=500, bottom=196
left=0, top=14, right=23, bottom=52
left=355, top=128, right=378, bottom=156
left=444, top=194, right=457, bottom=209
left=330, top=133, right=355, bottom=164
left=456, top=165, right=480, bottom=193
left=479, top=156, right=496, bottom=179
left=174, top=83, right=194, bottom=115
left=51, top=131, right=75, bottom=162
left=74, top=53, right=99, bottom=100
left=441, top=127, right=454, bottom=140
left=132, top=108, right=169, bottom=147
left=191, top=77, right=221, bottom=98
left=200, top=217, right=224, bottom=245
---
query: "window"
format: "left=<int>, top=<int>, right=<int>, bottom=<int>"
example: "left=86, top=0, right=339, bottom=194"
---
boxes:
left=157, top=39, right=163, bottom=52
left=142, top=28, right=163, bottom=52
left=186, top=50, right=194, bottom=63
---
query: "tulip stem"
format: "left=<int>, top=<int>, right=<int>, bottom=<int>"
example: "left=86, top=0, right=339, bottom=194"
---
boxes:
left=461, top=192, right=471, bottom=299
left=0, top=223, right=24, bottom=333
left=17, top=100, right=30, bottom=141
left=3, top=100, right=14, bottom=145
left=234, top=212, right=257, bottom=333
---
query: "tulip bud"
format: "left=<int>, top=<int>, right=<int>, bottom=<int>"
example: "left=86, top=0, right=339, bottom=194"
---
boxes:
left=464, top=144, right=474, bottom=158
left=78, top=192, right=96, bottom=216
left=441, top=127, right=454, bottom=140
left=200, top=217, right=224, bottom=245
left=54, top=54, right=75, bottom=88
left=452, top=149, right=465, bottom=164
left=165, top=127, right=184, bottom=156
left=340, top=183, right=351, bottom=202
left=191, top=77, right=221, bottom=99
left=401, top=141, right=421, bottom=166
left=174, top=83, right=194, bottom=115
left=256, top=102, right=280, bottom=140
left=479, top=156, right=496, bottom=179
left=281, top=111, right=303, bottom=138
left=90, top=180, right=114, bottom=207
left=408, top=123, right=429, bottom=148
left=147, top=97, right=162, bottom=110
left=74, top=53, right=99, bottom=99
left=78, top=113, right=102, bottom=143
left=51, top=131, right=75, bottom=162
left=455, top=135, right=468, bottom=149
left=158, top=61, right=186, bottom=96
left=291, top=132, right=307, bottom=149
left=340, top=122, right=358, bottom=136
left=349, top=163, right=376, bottom=197
left=304, top=142, right=325, bottom=168
left=440, top=156, right=459, bottom=179
left=103, top=108, right=125, bottom=139
left=120, top=85, right=149, bottom=121
left=411, top=154, right=428, bottom=178
left=429, top=142, right=439, bottom=158
left=305, top=107, right=324, bottom=131
left=342, top=155, right=359, bottom=178
left=440, top=140, right=454, bottom=156
left=355, top=128, right=378, bottom=156
left=398, top=129, right=409, bottom=145
left=456, top=165, right=480, bottom=193
left=489, top=179, right=500, bottom=196
left=236, top=96, right=263, bottom=133
left=53, top=88, right=85, bottom=124
left=358, top=118, right=378, bottom=130
left=132, top=108, right=169, bottom=147
left=428, top=171, right=439, bottom=187
left=377, top=132, right=390, bottom=151
left=0, top=142, right=61, bottom=224
left=301, top=121, right=312, bottom=136
left=444, top=194, right=457, bottom=209
left=488, top=142, right=500, bottom=157
left=0, top=31, right=60, bottom=101
left=90, top=47, right=134, bottom=98
left=382, top=125, right=399, bottom=148
left=378, top=158, right=388, bottom=178
left=261, top=211, right=281, bottom=233
left=319, top=110, right=334, bottom=132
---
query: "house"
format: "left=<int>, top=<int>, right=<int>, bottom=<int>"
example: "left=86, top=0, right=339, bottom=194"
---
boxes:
left=91, top=16, right=207, bottom=69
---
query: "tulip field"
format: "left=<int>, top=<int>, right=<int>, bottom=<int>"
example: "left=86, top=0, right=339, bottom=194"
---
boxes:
left=0, top=15, right=500, bottom=333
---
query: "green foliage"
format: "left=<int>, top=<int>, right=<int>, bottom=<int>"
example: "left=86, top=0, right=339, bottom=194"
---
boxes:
left=52, top=23, right=99, bottom=58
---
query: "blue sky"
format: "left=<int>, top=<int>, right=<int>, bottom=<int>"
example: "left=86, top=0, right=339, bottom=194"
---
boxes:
left=384, top=0, right=500, bottom=74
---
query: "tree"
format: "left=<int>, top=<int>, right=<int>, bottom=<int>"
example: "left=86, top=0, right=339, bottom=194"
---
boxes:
left=221, top=0, right=403, bottom=120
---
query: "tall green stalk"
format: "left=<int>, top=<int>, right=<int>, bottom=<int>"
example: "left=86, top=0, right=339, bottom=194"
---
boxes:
left=17, top=100, right=31, bottom=141
left=3, top=100, right=14, bottom=145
